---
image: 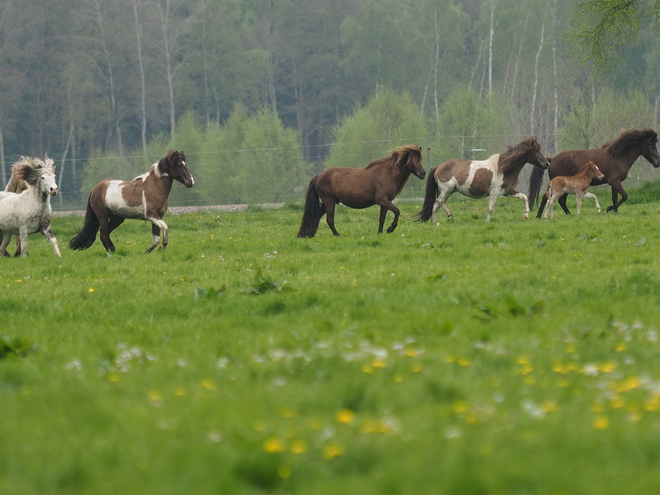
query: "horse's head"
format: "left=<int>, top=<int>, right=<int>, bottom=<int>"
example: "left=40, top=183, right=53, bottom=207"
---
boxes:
left=525, top=137, right=550, bottom=170
left=397, top=144, right=425, bottom=180
left=163, top=150, right=195, bottom=188
left=14, top=159, right=58, bottom=196
left=641, top=129, right=660, bottom=168
left=584, top=161, right=605, bottom=180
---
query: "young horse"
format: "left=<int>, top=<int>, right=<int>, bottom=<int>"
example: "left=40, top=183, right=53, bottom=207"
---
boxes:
left=416, top=137, right=549, bottom=223
left=529, top=128, right=660, bottom=217
left=69, top=150, right=194, bottom=254
left=0, top=158, right=61, bottom=258
left=543, top=161, right=605, bottom=218
left=297, top=144, right=425, bottom=237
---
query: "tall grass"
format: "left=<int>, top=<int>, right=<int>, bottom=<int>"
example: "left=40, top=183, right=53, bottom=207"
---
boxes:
left=3, top=192, right=660, bottom=494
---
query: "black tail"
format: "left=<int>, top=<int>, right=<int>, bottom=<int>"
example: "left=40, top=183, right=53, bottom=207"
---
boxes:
left=69, top=197, right=99, bottom=250
left=297, top=176, right=323, bottom=238
left=528, top=166, right=546, bottom=210
left=415, top=167, right=438, bottom=222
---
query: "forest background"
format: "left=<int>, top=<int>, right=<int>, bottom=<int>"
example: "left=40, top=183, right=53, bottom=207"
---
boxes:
left=0, top=0, right=659, bottom=209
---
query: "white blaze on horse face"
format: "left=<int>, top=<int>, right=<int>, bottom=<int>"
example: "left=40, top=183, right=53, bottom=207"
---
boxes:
left=105, top=181, right=145, bottom=219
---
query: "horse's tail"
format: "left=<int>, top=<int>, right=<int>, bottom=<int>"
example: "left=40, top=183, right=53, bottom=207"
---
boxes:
left=416, top=167, right=438, bottom=222
left=528, top=165, right=547, bottom=208
left=69, top=196, right=99, bottom=250
left=297, top=176, right=323, bottom=238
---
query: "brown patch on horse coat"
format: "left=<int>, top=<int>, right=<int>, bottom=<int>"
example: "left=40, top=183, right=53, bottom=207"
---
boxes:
left=436, top=159, right=470, bottom=184
left=120, top=180, right=145, bottom=208
left=468, top=168, right=494, bottom=197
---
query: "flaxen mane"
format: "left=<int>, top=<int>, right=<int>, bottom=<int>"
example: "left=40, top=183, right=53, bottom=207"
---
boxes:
left=499, top=137, right=540, bottom=173
left=604, top=128, right=658, bottom=158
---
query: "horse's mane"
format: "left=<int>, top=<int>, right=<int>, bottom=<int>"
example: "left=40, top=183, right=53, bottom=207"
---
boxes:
left=7, top=156, right=54, bottom=189
left=603, top=128, right=658, bottom=158
left=365, top=145, right=422, bottom=178
left=499, top=137, right=540, bottom=172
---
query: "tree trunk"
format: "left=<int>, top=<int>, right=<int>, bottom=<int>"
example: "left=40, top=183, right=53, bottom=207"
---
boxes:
left=530, top=20, right=545, bottom=134
left=131, top=0, right=148, bottom=158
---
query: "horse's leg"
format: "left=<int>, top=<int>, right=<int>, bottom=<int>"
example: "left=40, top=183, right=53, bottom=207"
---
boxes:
left=608, top=181, right=627, bottom=212
left=433, top=188, right=453, bottom=223
left=536, top=194, right=549, bottom=219
left=509, top=191, right=530, bottom=219
left=377, top=199, right=399, bottom=234
left=323, top=200, right=340, bottom=236
left=0, top=231, right=11, bottom=258
left=18, top=225, right=29, bottom=257
left=95, top=208, right=117, bottom=253
left=145, top=218, right=168, bottom=253
left=41, top=223, right=61, bottom=258
left=583, top=192, right=601, bottom=213
left=13, top=237, right=22, bottom=257
left=544, top=194, right=556, bottom=219
left=576, top=193, right=583, bottom=215
left=558, top=193, right=571, bottom=215
left=486, top=190, right=501, bottom=221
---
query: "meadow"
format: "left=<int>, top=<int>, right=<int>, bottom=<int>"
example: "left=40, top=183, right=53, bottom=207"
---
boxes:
left=3, top=191, right=660, bottom=494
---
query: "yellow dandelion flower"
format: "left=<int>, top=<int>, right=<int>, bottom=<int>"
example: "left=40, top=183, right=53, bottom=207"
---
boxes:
left=88, top=288, right=95, bottom=293
left=524, top=375, right=536, bottom=385
left=615, top=342, right=626, bottom=352
left=445, top=355, right=456, bottom=363
left=148, top=390, right=162, bottom=403
left=322, top=443, right=344, bottom=460
left=173, top=386, right=186, bottom=397
left=411, top=363, right=423, bottom=373
left=372, top=358, right=386, bottom=368
left=362, top=364, right=373, bottom=374
left=593, top=415, right=609, bottom=429
left=457, top=357, right=471, bottom=367
left=565, top=344, right=576, bottom=353
left=280, top=408, right=295, bottom=419
left=393, top=373, right=404, bottom=383
left=601, top=362, right=617, bottom=373
left=516, top=356, right=529, bottom=365
left=108, top=373, right=120, bottom=383
left=645, top=399, right=659, bottom=412
left=263, top=437, right=284, bottom=453
left=199, top=379, right=215, bottom=391
left=360, top=420, right=378, bottom=434
left=610, top=396, right=625, bottom=409
left=336, top=409, right=355, bottom=424
left=290, top=440, right=308, bottom=454
left=542, top=400, right=558, bottom=413
left=405, top=348, right=418, bottom=357
left=629, top=411, right=642, bottom=423
left=452, top=401, right=468, bottom=414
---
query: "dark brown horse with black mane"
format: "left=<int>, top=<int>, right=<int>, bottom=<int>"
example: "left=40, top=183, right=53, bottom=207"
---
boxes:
left=69, top=150, right=194, bottom=254
left=297, top=144, right=425, bottom=237
left=529, top=128, right=660, bottom=217
left=417, top=136, right=549, bottom=222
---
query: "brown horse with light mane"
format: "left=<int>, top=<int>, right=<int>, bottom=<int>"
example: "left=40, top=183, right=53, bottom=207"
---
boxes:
left=544, top=161, right=605, bottom=218
left=529, top=128, right=660, bottom=217
left=69, top=150, right=194, bottom=254
left=297, top=144, right=425, bottom=237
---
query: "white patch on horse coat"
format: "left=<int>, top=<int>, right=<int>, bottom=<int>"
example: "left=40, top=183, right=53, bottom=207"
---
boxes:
left=105, top=181, right=146, bottom=219
left=455, top=155, right=503, bottom=198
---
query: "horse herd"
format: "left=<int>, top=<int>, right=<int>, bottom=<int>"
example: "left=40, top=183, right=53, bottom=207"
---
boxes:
left=0, top=128, right=658, bottom=258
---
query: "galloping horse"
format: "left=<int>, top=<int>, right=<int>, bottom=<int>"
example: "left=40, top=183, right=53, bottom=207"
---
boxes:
left=416, top=137, right=549, bottom=223
left=69, top=150, right=194, bottom=254
left=544, top=161, right=605, bottom=218
left=529, top=128, right=660, bottom=217
left=297, top=144, right=425, bottom=237
left=0, top=158, right=61, bottom=258
left=3, top=155, right=55, bottom=256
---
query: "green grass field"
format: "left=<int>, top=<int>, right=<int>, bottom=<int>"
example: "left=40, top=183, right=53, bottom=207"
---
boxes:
left=3, top=193, right=660, bottom=494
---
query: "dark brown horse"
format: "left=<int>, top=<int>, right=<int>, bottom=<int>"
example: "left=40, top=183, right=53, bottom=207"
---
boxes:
left=529, top=128, right=660, bottom=217
left=69, top=150, right=194, bottom=254
left=416, top=137, right=549, bottom=222
left=297, top=144, right=425, bottom=237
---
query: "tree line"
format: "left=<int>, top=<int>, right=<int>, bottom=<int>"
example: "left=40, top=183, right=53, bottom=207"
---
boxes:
left=0, top=0, right=658, bottom=207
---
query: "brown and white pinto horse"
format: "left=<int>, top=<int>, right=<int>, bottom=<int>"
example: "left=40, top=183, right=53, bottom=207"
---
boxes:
left=530, top=128, right=660, bottom=217
left=417, top=137, right=549, bottom=223
left=297, top=144, right=425, bottom=237
left=544, top=161, right=605, bottom=218
left=69, top=150, right=194, bottom=254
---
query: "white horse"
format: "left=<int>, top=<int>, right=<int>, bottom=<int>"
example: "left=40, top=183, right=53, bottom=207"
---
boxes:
left=0, top=158, right=61, bottom=258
